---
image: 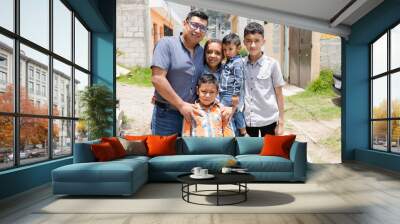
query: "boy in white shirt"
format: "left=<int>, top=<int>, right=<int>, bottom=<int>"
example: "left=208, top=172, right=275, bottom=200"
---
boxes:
left=243, top=22, right=285, bottom=137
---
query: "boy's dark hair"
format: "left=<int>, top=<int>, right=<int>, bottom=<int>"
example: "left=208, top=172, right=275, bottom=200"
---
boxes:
left=222, top=33, right=241, bottom=46
left=244, top=22, right=264, bottom=37
left=186, top=10, right=208, bottom=22
left=197, top=74, right=219, bottom=90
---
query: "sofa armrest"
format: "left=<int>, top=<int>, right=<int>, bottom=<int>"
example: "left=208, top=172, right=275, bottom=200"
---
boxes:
left=73, top=140, right=100, bottom=163
left=289, top=141, right=307, bottom=181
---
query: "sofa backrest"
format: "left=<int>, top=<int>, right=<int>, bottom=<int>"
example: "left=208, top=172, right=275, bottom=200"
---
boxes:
left=179, top=137, right=236, bottom=155
left=235, top=137, right=263, bottom=155
left=73, top=139, right=100, bottom=163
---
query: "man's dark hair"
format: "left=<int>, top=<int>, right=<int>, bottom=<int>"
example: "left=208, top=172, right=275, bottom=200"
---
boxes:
left=186, top=10, right=208, bottom=22
left=222, top=33, right=241, bottom=47
left=244, top=22, right=264, bottom=37
left=197, top=74, right=218, bottom=90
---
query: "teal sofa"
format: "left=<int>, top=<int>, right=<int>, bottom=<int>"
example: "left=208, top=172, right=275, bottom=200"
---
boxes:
left=52, top=137, right=307, bottom=196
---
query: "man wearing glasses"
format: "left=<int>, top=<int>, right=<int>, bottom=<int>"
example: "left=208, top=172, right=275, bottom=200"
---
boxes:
left=151, top=10, right=209, bottom=136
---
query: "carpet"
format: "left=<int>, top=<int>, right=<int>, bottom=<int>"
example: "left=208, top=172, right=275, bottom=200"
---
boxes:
left=38, top=183, right=361, bottom=214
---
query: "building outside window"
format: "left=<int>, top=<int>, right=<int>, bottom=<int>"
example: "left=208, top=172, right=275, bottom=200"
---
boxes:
left=0, top=54, right=7, bottom=89
left=0, top=0, right=91, bottom=170
left=371, top=23, right=400, bottom=154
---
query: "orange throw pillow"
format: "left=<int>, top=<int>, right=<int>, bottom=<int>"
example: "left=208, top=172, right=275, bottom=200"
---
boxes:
left=260, top=134, right=296, bottom=159
left=101, top=137, right=127, bottom=158
left=146, top=134, right=178, bottom=157
left=124, top=135, right=148, bottom=141
left=91, top=142, right=117, bottom=161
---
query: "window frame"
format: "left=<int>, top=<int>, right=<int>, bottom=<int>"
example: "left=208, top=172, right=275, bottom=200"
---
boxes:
left=0, top=0, right=92, bottom=171
left=370, top=20, right=400, bottom=154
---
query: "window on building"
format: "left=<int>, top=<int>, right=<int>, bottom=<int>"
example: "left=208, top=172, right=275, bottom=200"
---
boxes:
left=36, top=83, right=40, bottom=95
left=0, top=71, right=6, bottom=86
left=28, top=81, right=34, bottom=94
left=28, top=67, right=34, bottom=80
left=371, top=23, right=400, bottom=154
left=0, top=0, right=90, bottom=170
left=42, top=85, right=46, bottom=97
left=35, top=70, right=41, bottom=81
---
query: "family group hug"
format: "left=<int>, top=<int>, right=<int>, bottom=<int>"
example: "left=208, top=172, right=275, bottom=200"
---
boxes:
left=150, top=10, right=285, bottom=138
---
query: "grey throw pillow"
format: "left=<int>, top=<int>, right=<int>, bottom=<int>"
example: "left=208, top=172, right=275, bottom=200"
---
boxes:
left=118, top=137, right=147, bottom=156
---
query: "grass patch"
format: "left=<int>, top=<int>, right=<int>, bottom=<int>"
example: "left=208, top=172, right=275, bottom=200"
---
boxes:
left=117, top=66, right=152, bottom=87
left=320, top=128, right=341, bottom=153
left=285, top=69, right=341, bottom=121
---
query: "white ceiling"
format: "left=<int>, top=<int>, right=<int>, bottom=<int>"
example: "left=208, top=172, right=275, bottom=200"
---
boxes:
left=166, top=0, right=384, bottom=38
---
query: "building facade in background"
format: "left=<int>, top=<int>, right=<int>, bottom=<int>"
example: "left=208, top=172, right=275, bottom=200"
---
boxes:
left=117, top=0, right=185, bottom=68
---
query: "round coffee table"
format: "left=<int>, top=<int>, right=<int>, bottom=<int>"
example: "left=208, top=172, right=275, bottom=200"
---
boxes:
left=177, top=172, right=255, bottom=206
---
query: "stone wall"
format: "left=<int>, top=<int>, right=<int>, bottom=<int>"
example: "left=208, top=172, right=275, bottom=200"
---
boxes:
left=320, top=37, right=341, bottom=74
left=117, top=0, right=150, bottom=67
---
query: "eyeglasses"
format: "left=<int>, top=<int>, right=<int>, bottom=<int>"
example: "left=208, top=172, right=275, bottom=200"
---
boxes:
left=187, top=21, right=208, bottom=33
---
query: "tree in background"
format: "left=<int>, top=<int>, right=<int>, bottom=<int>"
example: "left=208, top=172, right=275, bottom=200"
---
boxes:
left=0, top=85, right=59, bottom=150
left=79, top=84, right=116, bottom=140
left=372, top=99, right=400, bottom=143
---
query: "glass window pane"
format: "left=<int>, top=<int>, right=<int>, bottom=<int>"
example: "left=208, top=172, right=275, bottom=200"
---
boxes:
left=0, top=35, right=14, bottom=112
left=372, top=121, right=388, bottom=151
left=372, top=33, right=387, bottom=76
left=391, top=72, right=400, bottom=118
left=391, top=120, right=400, bottom=153
left=53, top=0, right=72, bottom=60
left=20, top=117, right=49, bottom=165
left=0, top=116, right=14, bottom=170
left=75, top=18, right=89, bottom=70
left=74, top=69, right=89, bottom=118
left=75, top=120, right=88, bottom=143
left=391, top=24, right=400, bottom=70
left=20, top=0, right=49, bottom=49
left=53, top=59, right=72, bottom=117
left=372, top=76, right=387, bottom=119
left=20, top=44, right=49, bottom=115
left=0, top=0, right=14, bottom=31
left=53, top=119, right=72, bottom=158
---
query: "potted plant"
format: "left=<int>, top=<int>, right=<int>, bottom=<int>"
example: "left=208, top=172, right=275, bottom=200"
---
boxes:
left=79, top=84, right=116, bottom=140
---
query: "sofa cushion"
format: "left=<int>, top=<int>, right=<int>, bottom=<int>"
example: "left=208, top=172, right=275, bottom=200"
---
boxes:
left=73, top=139, right=100, bottom=163
left=101, top=137, right=127, bottom=158
left=147, top=134, right=178, bottom=157
left=52, top=160, right=145, bottom=183
left=91, top=142, right=118, bottom=161
left=260, top=134, right=296, bottom=159
left=236, top=155, right=293, bottom=172
left=118, top=138, right=147, bottom=156
left=180, top=137, right=235, bottom=155
left=124, top=135, right=148, bottom=141
left=235, top=137, right=263, bottom=155
left=148, top=154, right=235, bottom=172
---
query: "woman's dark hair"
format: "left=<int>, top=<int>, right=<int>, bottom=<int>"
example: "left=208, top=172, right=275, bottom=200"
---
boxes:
left=204, top=39, right=223, bottom=64
left=244, top=22, right=264, bottom=37
left=186, top=10, right=208, bottom=22
left=222, top=33, right=241, bottom=47
left=197, top=74, right=219, bottom=90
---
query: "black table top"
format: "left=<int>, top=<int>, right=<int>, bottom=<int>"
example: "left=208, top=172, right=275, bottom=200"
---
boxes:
left=177, top=172, right=255, bottom=185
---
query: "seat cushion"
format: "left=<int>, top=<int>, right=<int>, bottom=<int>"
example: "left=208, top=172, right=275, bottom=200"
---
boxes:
left=235, top=137, right=263, bottom=155
left=236, top=155, right=293, bottom=172
left=180, top=137, right=235, bottom=155
left=148, top=154, right=235, bottom=172
left=52, top=159, right=147, bottom=183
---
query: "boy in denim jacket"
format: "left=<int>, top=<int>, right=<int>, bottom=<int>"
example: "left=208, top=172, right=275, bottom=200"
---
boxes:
left=220, top=33, right=246, bottom=136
